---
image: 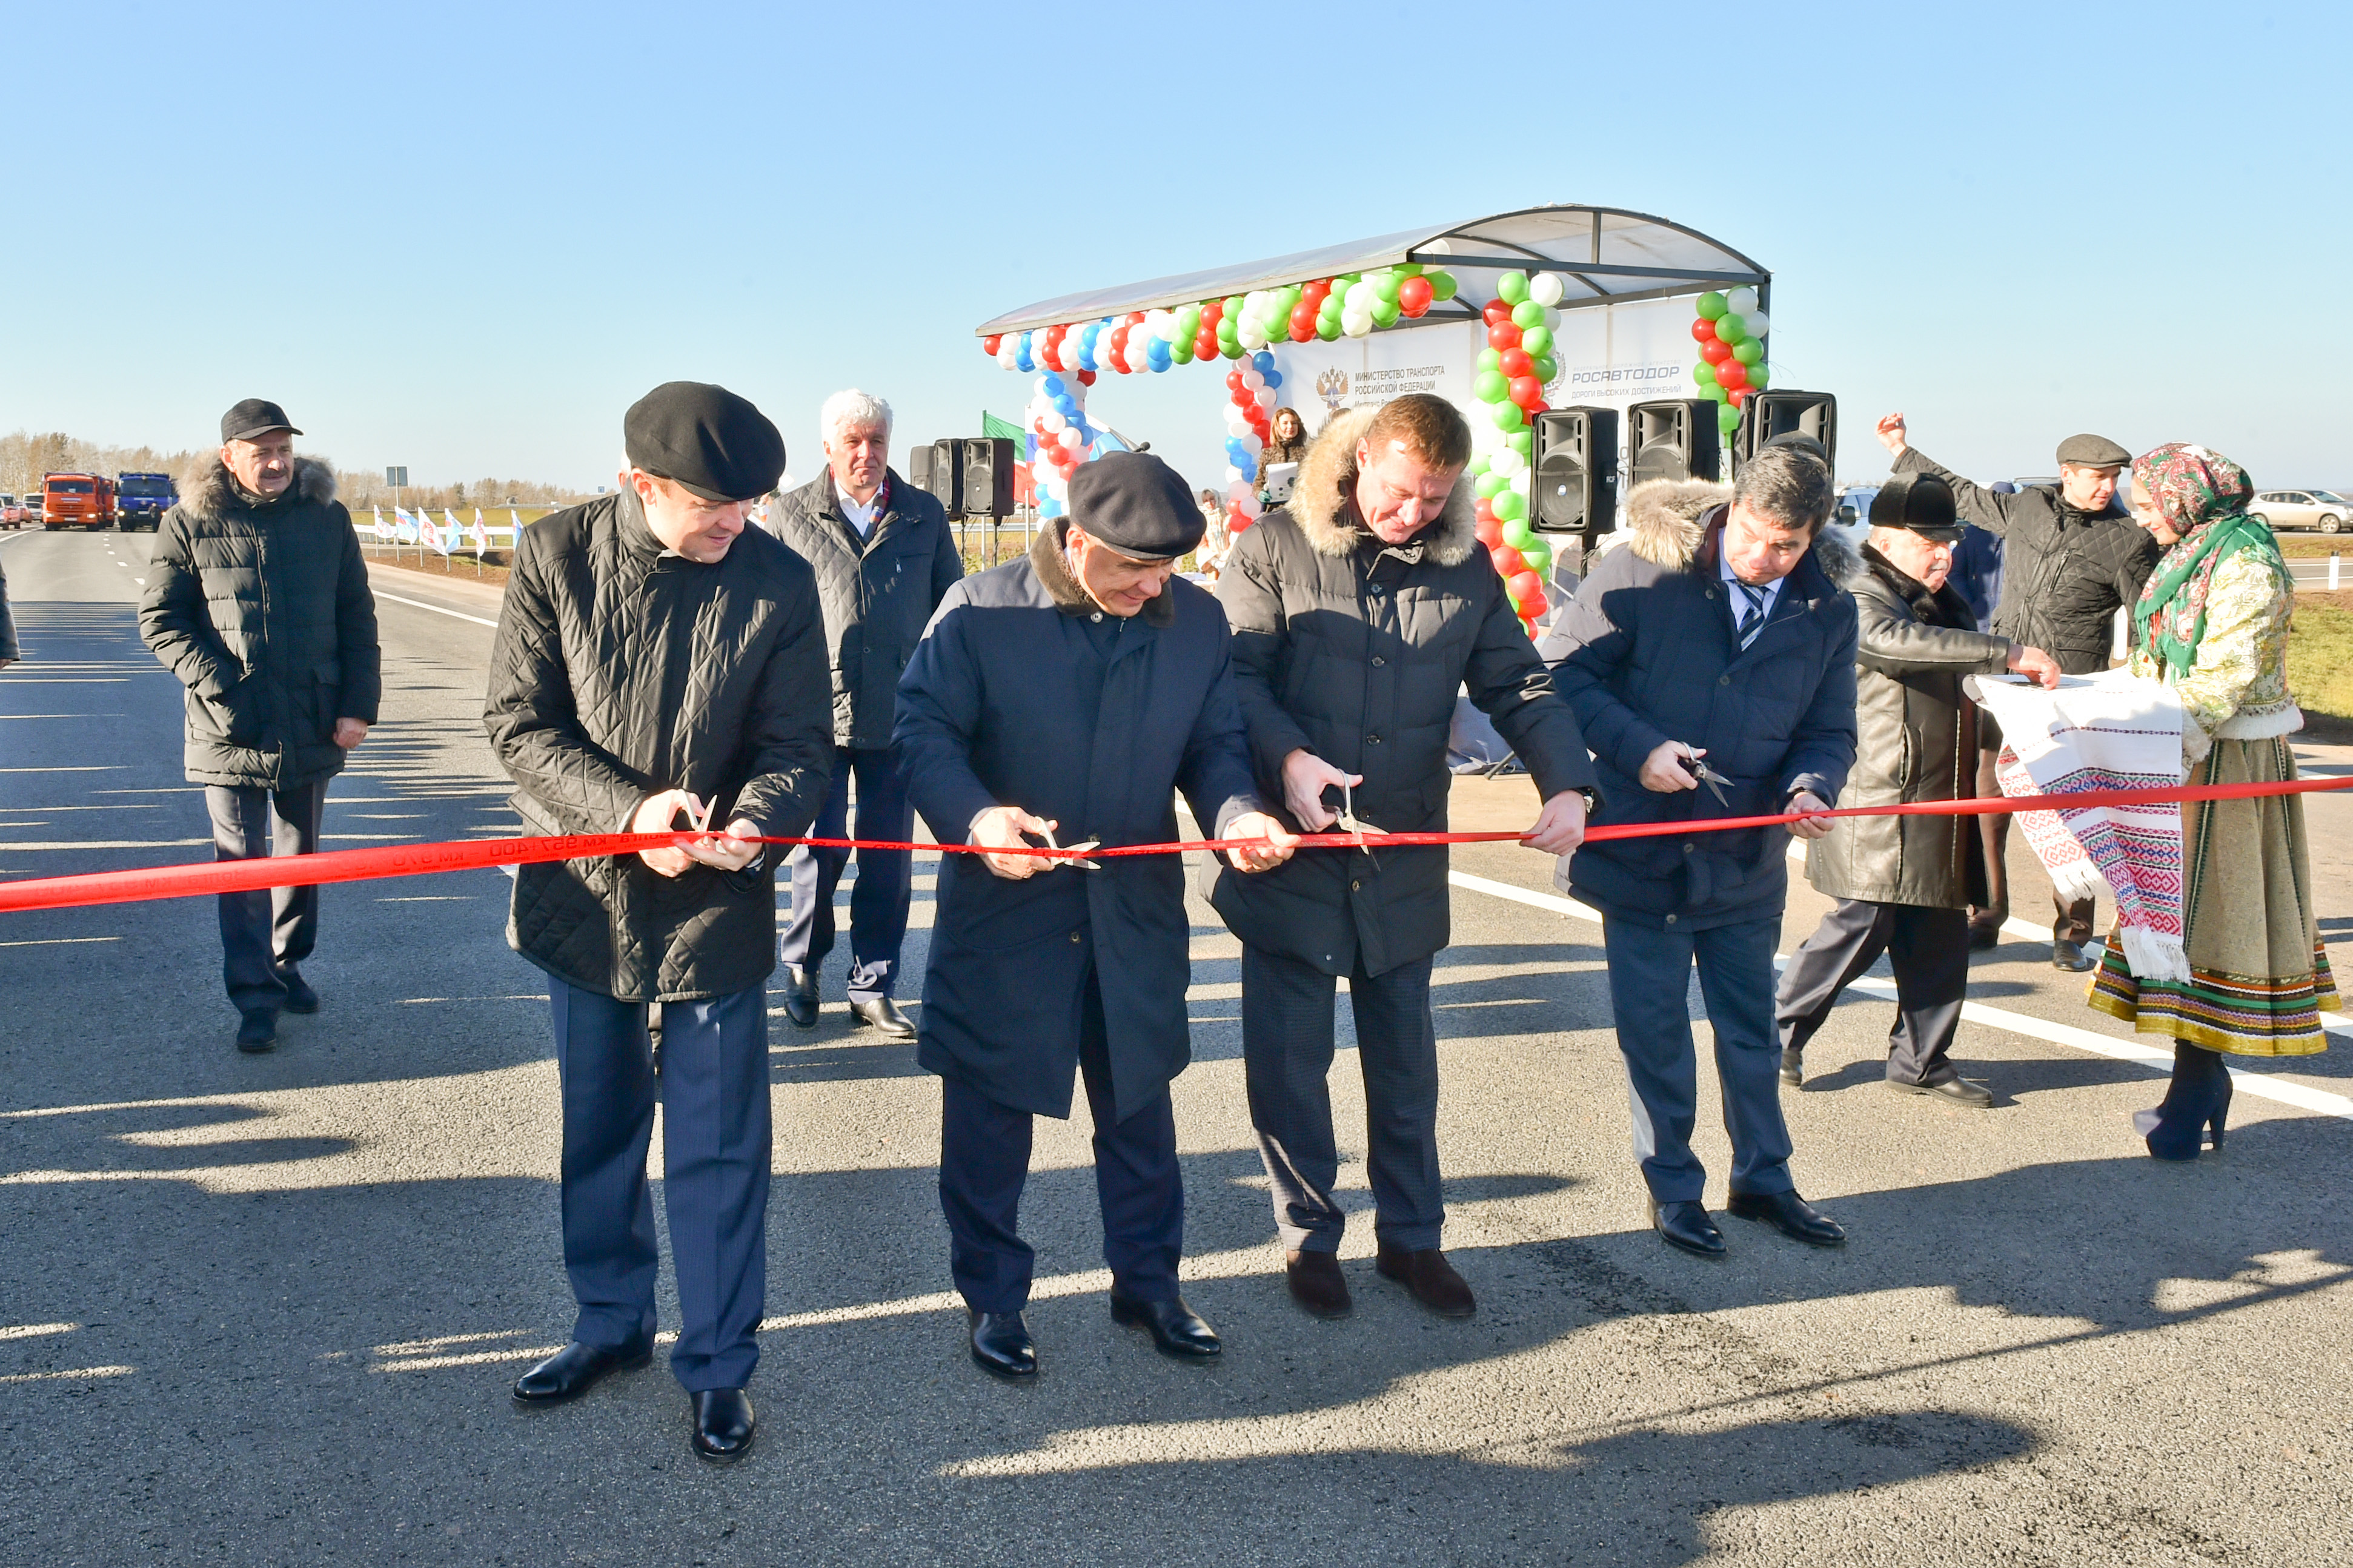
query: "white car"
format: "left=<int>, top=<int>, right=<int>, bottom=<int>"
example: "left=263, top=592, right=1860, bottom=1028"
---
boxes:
left=2249, top=489, right=2350, bottom=534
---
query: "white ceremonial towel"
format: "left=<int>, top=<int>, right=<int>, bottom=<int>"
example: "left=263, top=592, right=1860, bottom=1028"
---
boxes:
left=1966, top=669, right=2189, bottom=982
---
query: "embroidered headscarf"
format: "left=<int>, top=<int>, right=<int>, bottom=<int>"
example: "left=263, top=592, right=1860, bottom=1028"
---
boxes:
left=2130, top=443, right=2280, bottom=679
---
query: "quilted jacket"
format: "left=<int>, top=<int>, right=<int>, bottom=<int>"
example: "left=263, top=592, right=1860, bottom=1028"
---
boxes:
left=138, top=457, right=382, bottom=790
left=484, top=490, right=834, bottom=1002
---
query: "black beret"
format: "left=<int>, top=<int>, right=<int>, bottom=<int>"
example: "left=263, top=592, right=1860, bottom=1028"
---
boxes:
left=2056, top=432, right=2131, bottom=469
left=1869, top=472, right=1963, bottom=541
left=222, top=398, right=300, bottom=443
left=1066, top=451, right=1203, bottom=560
left=624, top=382, right=785, bottom=503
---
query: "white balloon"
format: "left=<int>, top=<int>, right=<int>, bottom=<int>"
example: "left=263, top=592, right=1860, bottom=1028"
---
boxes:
left=1241, top=368, right=1264, bottom=391
left=1491, top=448, right=1521, bottom=477
left=1742, top=310, right=1768, bottom=338
left=1726, top=286, right=1759, bottom=317
left=1226, top=418, right=1252, bottom=437
left=1058, top=426, right=1083, bottom=450
left=1346, top=282, right=1374, bottom=312
left=1529, top=272, right=1565, bottom=308
left=1240, top=431, right=1263, bottom=454
left=1255, top=386, right=1277, bottom=409
left=1238, top=494, right=1262, bottom=518
left=1226, top=466, right=1246, bottom=485
left=1509, top=471, right=1530, bottom=496
left=1239, top=322, right=1267, bottom=351
left=1342, top=310, right=1373, bottom=338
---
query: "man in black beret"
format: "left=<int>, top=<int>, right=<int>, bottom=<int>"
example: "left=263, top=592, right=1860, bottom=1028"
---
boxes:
left=485, top=380, right=832, bottom=1462
left=1775, top=473, right=2060, bottom=1104
left=894, top=450, right=1296, bottom=1383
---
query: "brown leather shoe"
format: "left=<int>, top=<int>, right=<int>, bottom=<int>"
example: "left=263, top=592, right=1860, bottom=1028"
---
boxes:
left=1375, top=1243, right=1475, bottom=1318
left=1284, top=1249, right=1352, bottom=1319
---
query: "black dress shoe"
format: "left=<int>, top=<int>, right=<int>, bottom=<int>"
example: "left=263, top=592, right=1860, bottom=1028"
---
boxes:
left=2051, top=941, right=2096, bottom=972
left=276, top=968, right=320, bottom=1014
left=1726, top=1188, right=1846, bottom=1247
left=1284, top=1249, right=1352, bottom=1319
left=511, top=1339, right=652, bottom=1406
left=689, top=1388, right=755, bottom=1463
left=1108, top=1288, right=1221, bottom=1360
left=1651, top=1199, right=1726, bottom=1259
left=1887, top=1075, right=1994, bottom=1108
left=781, top=965, right=818, bottom=1029
left=967, top=1311, right=1037, bottom=1382
left=849, top=996, right=916, bottom=1040
left=235, top=1011, right=278, bottom=1053
left=1779, top=1048, right=1804, bottom=1088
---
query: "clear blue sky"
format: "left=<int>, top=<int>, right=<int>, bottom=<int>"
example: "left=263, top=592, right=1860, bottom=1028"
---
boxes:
left=5, top=1, right=2342, bottom=495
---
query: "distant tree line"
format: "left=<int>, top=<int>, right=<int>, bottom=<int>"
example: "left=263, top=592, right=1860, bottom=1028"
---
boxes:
left=0, top=429, right=594, bottom=514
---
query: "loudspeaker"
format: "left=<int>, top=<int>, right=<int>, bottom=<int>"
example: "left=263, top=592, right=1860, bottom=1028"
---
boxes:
left=1736, top=390, right=1837, bottom=473
left=962, top=437, right=1016, bottom=519
left=930, top=438, right=965, bottom=517
left=908, top=442, right=934, bottom=497
left=1531, top=406, right=1621, bottom=540
left=1627, top=400, right=1722, bottom=488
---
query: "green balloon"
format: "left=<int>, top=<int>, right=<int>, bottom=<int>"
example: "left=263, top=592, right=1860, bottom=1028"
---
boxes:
left=1473, top=369, right=1509, bottom=402
left=1520, top=324, right=1553, bottom=357
left=1370, top=299, right=1401, bottom=328
left=1428, top=270, right=1459, bottom=302
left=1316, top=315, right=1342, bottom=342
left=1493, top=490, right=1527, bottom=523
left=1475, top=347, right=1501, bottom=372
left=1746, top=362, right=1769, bottom=389
left=1170, top=337, right=1193, bottom=365
left=1333, top=274, right=1361, bottom=292
left=1393, top=262, right=1424, bottom=277
left=1732, top=338, right=1764, bottom=365
left=1373, top=273, right=1402, bottom=304
left=1476, top=471, right=1508, bottom=498
left=1519, top=538, right=1552, bottom=572
left=1704, top=382, right=1729, bottom=403
left=1696, top=291, right=1728, bottom=320
left=1224, top=295, right=1246, bottom=319
left=1508, top=431, right=1533, bottom=457
left=1501, top=515, right=1536, bottom=547
left=1532, top=354, right=1558, bottom=382
left=1497, top=270, right=1528, bottom=305
left=1493, top=400, right=1525, bottom=432
left=1693, top=362, right=1718, bottom=388
left=1512, top=299, right=1544, bottom=329
left=1217, top=320, right=1240, bottom=345
left=1176, top=306, right=1200, bottom=335
left=1717, top=404, right=1742, bottom=435
left=1223, top=340, right=1246, bottom=359
left=1715, top=313, right=1748, bottom=345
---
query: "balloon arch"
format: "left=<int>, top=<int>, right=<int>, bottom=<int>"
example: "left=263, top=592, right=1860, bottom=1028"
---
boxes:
left=972, top=207, right=1771, bottom=633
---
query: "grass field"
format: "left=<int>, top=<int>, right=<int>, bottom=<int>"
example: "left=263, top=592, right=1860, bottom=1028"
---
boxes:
left=2290, top=590, right=2353, bottom=732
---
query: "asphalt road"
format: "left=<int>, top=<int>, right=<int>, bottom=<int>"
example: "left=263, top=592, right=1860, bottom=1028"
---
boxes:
left=2, top=528, right=2349, bottom=1566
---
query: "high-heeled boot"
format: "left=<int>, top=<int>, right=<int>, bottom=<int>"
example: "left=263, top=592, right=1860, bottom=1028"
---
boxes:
left=2145, top=1041, right=2229, bottom=1162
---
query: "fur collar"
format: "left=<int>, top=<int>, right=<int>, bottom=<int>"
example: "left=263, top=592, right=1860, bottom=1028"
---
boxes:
left=1029, top=521, right=1175, bottom=627
left=1606, top=475, right=1858, bottom=591
left=1286, top=405, right=1478, bottom=566
left=179, top=454, right=336, bottom=520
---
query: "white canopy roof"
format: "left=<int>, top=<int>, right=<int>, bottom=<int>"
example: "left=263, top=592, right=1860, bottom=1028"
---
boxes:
left=975, top=204, right=1768, bottom=338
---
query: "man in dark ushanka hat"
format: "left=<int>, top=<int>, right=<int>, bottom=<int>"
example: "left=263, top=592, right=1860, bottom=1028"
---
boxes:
left=1774, top=471, right=2063, bottom=1107
left=485, top=381, right=832, bottom=1463
left=894, top=449, right=1296, bottom=1384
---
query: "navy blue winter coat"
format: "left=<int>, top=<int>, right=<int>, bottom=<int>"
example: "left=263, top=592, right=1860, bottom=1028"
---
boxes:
left=1543, top=481, right=1858, bottom=931
left=894, top=528, right=1266, bottom=1121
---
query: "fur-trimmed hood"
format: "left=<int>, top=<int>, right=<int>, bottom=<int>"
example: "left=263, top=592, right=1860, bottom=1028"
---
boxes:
left=178, top=454, right=336, bottom=520
left=1607, top=475, right=1857, bottom=587
left=1284, top=405, right=1479, bottom=567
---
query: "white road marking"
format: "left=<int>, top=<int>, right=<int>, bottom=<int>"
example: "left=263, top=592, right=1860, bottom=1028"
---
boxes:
left=372, top=590, right=496, bottom=629
left=0, top=1322, right=78, bottom=1340
left=0, top=1366, right=134, bottom=1384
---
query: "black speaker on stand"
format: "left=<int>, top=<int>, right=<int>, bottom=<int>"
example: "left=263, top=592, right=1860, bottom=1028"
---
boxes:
left=961, top=437, right=1017, bottom=519
left=1627, top=400, right=1722, bottom=488
left=1530, top=406, right=1621, bottom=548
left=908, top=442, right=934, bottom=497
left=931, top=438, right=966, bottom=518
left=1734, top=391, right=1838, bottom=474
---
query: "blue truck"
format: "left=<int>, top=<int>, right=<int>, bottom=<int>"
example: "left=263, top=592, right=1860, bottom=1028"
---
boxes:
left=114, top=472, right=176, bottom=531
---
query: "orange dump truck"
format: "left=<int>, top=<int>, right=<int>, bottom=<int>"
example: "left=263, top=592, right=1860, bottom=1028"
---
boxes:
left=41, top=472, right=116, bottom=531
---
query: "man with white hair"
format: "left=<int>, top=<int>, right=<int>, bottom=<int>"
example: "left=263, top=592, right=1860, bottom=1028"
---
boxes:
left=763, top=390, right=963, bottom=1037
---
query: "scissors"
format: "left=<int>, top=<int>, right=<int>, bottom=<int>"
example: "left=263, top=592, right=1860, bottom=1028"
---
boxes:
left=1038, top=824, right=1101, bottom=871
left=1690, top=758, right=1734, bottom=809
left=1334, top=781, right=1387, bottom=852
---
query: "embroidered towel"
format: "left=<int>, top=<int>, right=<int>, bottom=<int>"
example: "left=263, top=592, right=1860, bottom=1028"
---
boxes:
left=1966, top=669, right=2189, bottom=982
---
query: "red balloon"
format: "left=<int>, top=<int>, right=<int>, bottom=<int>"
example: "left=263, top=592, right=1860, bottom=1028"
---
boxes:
left=1728, top=386, right=1752, bottom=408
left=1195, top=333, right=1218, bottom=358
left=1398, top=277, right=1433, bottom=317
left=1507, top=570, right=1543, bottom=602
left=1525, top=400, right=1550, bottom=416
left=1110, top=351, right=1129, bottom=374
left=1492, top=544, right=1526, bottom=577
left=1690, top=317, right=1718, bottom=343
left=1290, top=302, right=1317, bottom=334
left=1127, top=311, right=1147, bottom=324
left=1201, top=301, right=1223, bottom=326
left=1700, top=337, right=1733, bottom=365
left=983, top=334, right=1003, bottom=355
left=1077, top=370, right=1096, bottom=385
left=1475, top=496, right=1496, bottom=524
left=1520, top=589, right=1549, bottom=621
left=1510, top=375, right=1544, bottom=410
left=1226, top=369, right=1244, bottom=392
left=1714, top=360, right=1748, bottom=391
left=1228, top=511, right=1253, bottom=533
left=1482, top=299, right=1513, bottom=327
left=1474, top=515, right=1503, bottom=547
left=1041, top=345, right=1063, bottom=371
left=1488, top=322, right=1522, bottom=351
left=1499, top=348, right=1533, bottom=379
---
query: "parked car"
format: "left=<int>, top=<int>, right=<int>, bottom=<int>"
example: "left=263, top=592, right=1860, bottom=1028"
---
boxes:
left=2248, top=489, right=2350, bottom=534
left=0, top=493, right=20, bottom=528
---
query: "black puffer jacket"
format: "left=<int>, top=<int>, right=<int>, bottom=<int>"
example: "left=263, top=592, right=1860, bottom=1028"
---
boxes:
left=761, top=470, right=962, bottom=749
left=1211, top=405, right=1595, bottom=977
left=0, top=551, right=17, bottom=662
left=1893, top=446, right=2159, bottom=673
left=483, top=491, right=834, bottom=1002
left=138, top=457, right=382, bottom=790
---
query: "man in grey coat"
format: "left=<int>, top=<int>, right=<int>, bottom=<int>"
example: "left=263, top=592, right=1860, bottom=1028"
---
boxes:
left=1774, top=474, right=2060, bottom=1107
left=761, top=389, right=962, bottom=1038
left=139, top=400, right=380, bottom=1053
left=1212, top=394, right=1595, bottom=1322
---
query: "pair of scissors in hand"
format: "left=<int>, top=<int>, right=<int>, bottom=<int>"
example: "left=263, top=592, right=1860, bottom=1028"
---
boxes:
left=1038, top=824, right=1101, bottom=870
left=1335, top=781, right=1386, bottom=852
left=1689, top=758, right=1734, bottom=809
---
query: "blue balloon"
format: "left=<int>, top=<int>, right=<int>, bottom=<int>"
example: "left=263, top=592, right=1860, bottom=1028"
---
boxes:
left=1252, top=350, right=1275, bottom=375
left=1238, top=457, right=1256, bottom=480
left=1041, top=373, right=1065, bottom=394
left=1263, top=370, right=1283, bottom=389
left=1015, top=353, right=1034, bottom=372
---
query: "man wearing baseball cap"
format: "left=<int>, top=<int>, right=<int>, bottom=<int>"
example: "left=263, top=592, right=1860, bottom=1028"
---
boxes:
left=1875, top=416, right=2160, bottom=968
left=485, top=381, right=833, bottom=1462
left=139, top=399, right=381, bottom=1053
left=1775, top=473, right=2063, bottom=1103
left=894, top=451, right=1296, bottom=1384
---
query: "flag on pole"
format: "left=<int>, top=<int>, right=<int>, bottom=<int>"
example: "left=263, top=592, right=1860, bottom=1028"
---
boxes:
left=371, top=505, right=393, bottom=542
left=470, top=507, right=488, bottom=556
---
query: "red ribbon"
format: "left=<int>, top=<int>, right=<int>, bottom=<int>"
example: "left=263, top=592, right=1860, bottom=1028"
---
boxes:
left=1, top=775, right=2346, bottom=916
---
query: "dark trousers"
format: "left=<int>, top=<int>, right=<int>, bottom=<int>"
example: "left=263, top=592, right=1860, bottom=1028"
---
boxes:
left=548, top=979, right=771, bottom=1393
left=1240, top=945, right=1442, bottom=1254
left=204, top=781, right=325, bottom=1017
left=1974, top=735, right=2094, bottom=942
left=937, top=969, right=1183, bottom=1314
left=1601, top=914, right=1793, bottom=1203
left=1776, top=899, right=1971, bottom=1086
left=781, top=746, right=912, bottom=1002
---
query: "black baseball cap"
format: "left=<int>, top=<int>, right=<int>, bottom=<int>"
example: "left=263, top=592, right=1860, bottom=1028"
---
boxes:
left=222, top=399, right=301, bottom=443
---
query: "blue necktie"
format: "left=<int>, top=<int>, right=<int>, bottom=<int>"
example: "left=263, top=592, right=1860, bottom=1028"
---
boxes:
left=1734, top=580, right=1770, bottom=650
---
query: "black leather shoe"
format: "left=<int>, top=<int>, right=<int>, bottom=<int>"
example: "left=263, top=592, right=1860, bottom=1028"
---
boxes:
left=689, top=1388, right=755, bottom=1463
left=1779, top=1048, right=1804, bottom=1088
left=2051, top=941, right=2096, bottom=972
left=235, top=1011, right=278, bottom=1053
left=781, top=965, right=818, bottom=1029
left=1727, top=1188, right=1847, bottom=1247
left=511, top=1339, right=652, bottom=1406
left=276, top=968, right=320, bottom=1014
left=1888, top=1075, right=1994, bottom=1108
left=1109, top=1288, right=1221, bottom=1360
left=1284, top=1249, right=1352, bottom=1319
left=967, top=1311, right=1037, bottom=1382
left=1651, top=1199, right=1726, bottom=1259
left=849, top=997, right=916, bottom=1040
